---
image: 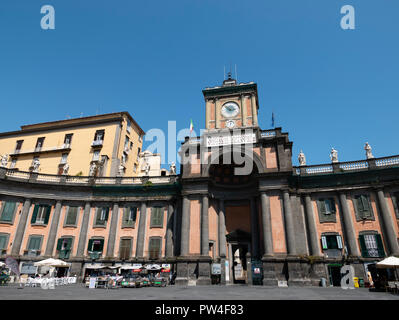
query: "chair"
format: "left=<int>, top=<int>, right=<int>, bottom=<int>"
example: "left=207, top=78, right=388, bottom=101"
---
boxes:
left=387, top=281, right=397, bottom=293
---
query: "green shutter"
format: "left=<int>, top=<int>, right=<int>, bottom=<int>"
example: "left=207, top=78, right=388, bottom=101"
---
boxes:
left=66, top=207, right=77, bottom=225
left=359, top=235, right=368, bottom=257
left=0, top=235, right=7, bottom=249
left=1, top=202, right=16, bottom=221
left=321, top=236, right=328, bottom=250
left=375, top=234, right=385, bottom=257
left=88, top=239, right=94, bottom=252
left=98, top=239, right=104, bottom=252
left=355, top=196, right=364, bottom=219
left=56, top=238, right=63, bottom=250
left=318, top=199, right=326, bottom=215
left=105, top=207, right=109, bottom=221
left=330, top=198, right=336, bottom=213
left=31, top=205, right=39, bottom=224
left=44, top=206, right=51, bottom=224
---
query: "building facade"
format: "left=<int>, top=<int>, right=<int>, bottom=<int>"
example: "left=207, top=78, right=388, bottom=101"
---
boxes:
left=0, top=112, right=145, bottom=177
left=0, top=77, right=399, bottom=286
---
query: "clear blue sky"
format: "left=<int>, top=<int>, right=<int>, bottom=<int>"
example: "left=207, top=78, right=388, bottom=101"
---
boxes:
left=0, top=0, right=398, bottom=168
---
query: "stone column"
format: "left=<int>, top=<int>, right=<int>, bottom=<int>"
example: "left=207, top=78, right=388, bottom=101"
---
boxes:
left=376, top=189, right=399, bottom=255
left=45, top=201, right=62, bottom=257
left=303, top=194, right=322, bottom=256
left=106, top=203, right=119, bottom=258
left=215, top=98, right=220, bottom=129
left=338, top=193, right=360, bottom=257
left=251, top=94, right=258, bottom=126
left=260, top=192, right=273, bottom=256
left=76, top=202, right=91, bottom=257
left=165, top=203, right=174, bottom=258
left=136, top=202, right=147, bottom=258
left=205, top=99, right=211, bottom=129
left=218, top=199, right=226, bottom=258
left=201, top=195, right=209, bottom=256
left=250, top=197, right=260, bottom=258
left=11, top=198, right=31, bottom=256
left=180, top=196, right=190, bottom=256
left=282, top=190, right=296, bottom=255
left=241, top=95, right=246, bottom=127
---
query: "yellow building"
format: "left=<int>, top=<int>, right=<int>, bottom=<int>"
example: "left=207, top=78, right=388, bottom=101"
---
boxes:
left=0, top=112, right=145, bottom=177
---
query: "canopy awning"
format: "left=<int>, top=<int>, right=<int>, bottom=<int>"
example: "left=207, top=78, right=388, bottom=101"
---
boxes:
left=85, top=263, right=105, bottom=270
left=145, top=264, right=161, bottom=270
left=0, top=262, right=5, bottom=267
left=376, top=256, right=399, bottom=268
left=34, top=258, right=70, bottom=268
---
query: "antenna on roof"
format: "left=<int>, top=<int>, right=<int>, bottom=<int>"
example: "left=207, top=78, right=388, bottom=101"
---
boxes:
left=235, top=64, right=238, bottom=82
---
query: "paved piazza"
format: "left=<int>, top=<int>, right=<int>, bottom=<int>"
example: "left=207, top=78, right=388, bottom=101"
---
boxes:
left=0, top=284, right=398, bottom=300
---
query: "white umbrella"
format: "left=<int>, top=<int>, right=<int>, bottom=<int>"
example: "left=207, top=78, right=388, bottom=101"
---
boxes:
left=376, top=256, right=399, bottom=268
left=0, top=262, right=5, bottom=267
left=84, top=263, right=105, bottom=269
left=34, top=258, right=70, bottom=268
left=145, top=264, right=161, bottom=271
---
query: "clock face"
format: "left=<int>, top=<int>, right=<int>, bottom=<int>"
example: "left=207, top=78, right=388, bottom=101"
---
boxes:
left=221, top=102, right=239, bottom=118
left=226, top=120, right=235, bottom=128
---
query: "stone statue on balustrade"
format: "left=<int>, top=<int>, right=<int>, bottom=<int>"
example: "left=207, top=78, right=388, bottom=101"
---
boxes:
left=89, top=162, right=97, bottom=176
left=298, top=150, right=306, bottom=166
left=32, top=158, right=40, bottom=172
left=62, top=163, right=69, bottom=175
left=118, top=164, right=125, bottom=177
left=142, top=160, right=150, bottom=176
left=169, top=162, right=176, bottom=174
left=330, top=147, right=338, bottom=163
left=365, top=142, right=374, bottom=159
left=0, top=154, right=8, bottom=168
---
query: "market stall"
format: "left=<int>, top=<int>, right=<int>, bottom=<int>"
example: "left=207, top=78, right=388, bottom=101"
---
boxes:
left=377, top=256, right=399, bottom=293
left=34, top=258, right=71, bottom=277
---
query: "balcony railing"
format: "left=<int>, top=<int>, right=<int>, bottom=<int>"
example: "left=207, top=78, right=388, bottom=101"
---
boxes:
left=9, top=144, right=71, bottom=156
left=1, top=168, right=176, bottom=186
left=294, top=155, right=399, bottom=176
left=91, top=140, right=104, bottom=147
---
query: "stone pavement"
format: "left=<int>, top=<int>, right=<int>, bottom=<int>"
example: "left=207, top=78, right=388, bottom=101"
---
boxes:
left=0, top=284, right=398, bottom=300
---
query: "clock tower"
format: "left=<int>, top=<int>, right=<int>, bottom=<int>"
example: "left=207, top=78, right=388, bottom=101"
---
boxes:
left=202, top=72, right=259, bottom=130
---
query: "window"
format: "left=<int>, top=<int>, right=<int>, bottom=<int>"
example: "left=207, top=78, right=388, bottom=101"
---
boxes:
left=93, top=130, right=105, bottom=146
left=94, top=207, right=109, bottom=226
left=15, top=140, right=23, bottom=153
left=150, top=207, right=164, bottom=228
left=31, top=205, right=51, bottom=225
left=122, top=207, right=137, bottom=227
left=27, top=236, right=42, bottom=253
left=88, top=239, right=104, bottom=253
left=148, top=237, right=162, bottom=260
left=56, top=237, right=72, bottom=259
left=35, top=137, right=45, bottom=151
left=61, top=153, right=68, bottom=164
left=0, top=233, right=9, bottom=253
left=92, top=150, right=100, bottom=161
left=133, top=163, right=137, bottom=173
left=0, top=201, right=17, bottom=222
left=119, top=238, right=132, bottom=260
left=321, top=235, right=343, bottom=250
left=124, top=136, right=130, bottom=151
left=317, top=198, right=336, bottom=223
left=65, top=206, right=78, bottom=226
left=130, top=142, right=133, bottom=150
left=64, top=134, right=73, bottom=147
left=359, top=233, right=385, bottom=258
left=126, top=120, right=131, bottom=133
left=354, top=194, right=374, bottom=220
left=137, top=148, right=141, bottom=161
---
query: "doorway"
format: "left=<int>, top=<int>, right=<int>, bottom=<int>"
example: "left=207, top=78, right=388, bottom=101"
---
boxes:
left=328, top=264, right=342, bottom=286
left=231, top=244, right=248, bottom=284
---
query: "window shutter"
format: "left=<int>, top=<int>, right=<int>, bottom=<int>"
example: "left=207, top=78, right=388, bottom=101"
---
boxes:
left=56, top=238, right=63, bottom=250
left=375, top=234, right=385, bottom=257
left=362, top=195, right=372, bottom=218
left=98, top=239, right=104, bottom=252
left=2, top=202, right=16, bottom=221
left=356, top=196, right=364, bottom=219
left=330, top=198, right=336, bottom=213
left=44, top=206, right=51, bottom=224
left=318, top=199, right=326, bottom=215
left=105, top=208, right=109, bottom=221
left=88, top=239, right=93, bottom=252
left=31, top=205, right=39, bottom=224
left=359, top=235, right=368, bottom=257
left=336, top=235, right=343, bottom=249
left=321, top=236, right=328, bottom=250
left=0, top=236, right=7, bottom=249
